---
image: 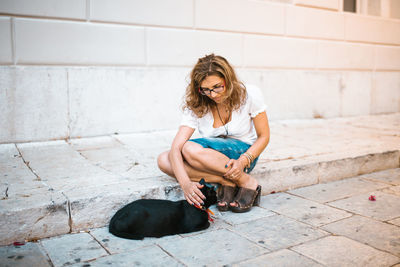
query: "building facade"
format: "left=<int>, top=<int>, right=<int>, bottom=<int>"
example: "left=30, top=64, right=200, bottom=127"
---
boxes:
left=0, top=0, right=399, bottom=143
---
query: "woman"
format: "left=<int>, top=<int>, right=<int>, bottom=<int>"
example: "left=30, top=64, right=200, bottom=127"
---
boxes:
left=157, top=54, right=270, bottom=213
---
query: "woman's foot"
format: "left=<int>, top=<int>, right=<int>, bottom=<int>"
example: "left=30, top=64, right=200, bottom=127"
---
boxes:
left=229, top=173, right=260, bottom=212
left=236, top=173, right=258, bottom=191
left=217, top=185, right=237, bottom=212
left=229, top=185, right=262, bottom=213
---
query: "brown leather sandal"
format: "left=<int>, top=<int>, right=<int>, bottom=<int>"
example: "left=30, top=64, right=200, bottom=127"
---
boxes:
left=229, top=185, right=261, bottom=213
left=217, top=185, right=237, bottom=212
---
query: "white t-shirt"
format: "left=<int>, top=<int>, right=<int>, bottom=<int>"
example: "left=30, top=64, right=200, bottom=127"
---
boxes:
left=180, top=84, right=267, bottom=145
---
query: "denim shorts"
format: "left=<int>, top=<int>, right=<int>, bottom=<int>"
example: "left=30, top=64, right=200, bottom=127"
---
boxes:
left=189, top=137, right=259, bottom=173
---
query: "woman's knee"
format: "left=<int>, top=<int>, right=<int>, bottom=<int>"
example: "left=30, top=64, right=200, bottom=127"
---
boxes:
left=157, top=151, right=171, bottom=173
left=182, top=141, right=204, bottom=167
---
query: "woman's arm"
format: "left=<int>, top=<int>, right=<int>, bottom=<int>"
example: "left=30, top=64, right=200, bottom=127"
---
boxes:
left=243, top=111, right=270, bottom=160
left=169, top=125, right=205, bottom=205
left=224, top=111, right=270, bottom=178
left=169, top=125, right=195, bottom=186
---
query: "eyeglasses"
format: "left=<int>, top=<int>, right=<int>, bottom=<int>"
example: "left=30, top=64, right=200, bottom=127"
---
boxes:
left=199, top=83, right=225, bottom=96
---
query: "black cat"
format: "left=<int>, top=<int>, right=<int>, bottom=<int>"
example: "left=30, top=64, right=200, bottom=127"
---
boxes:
left=109, top=179, right=218, bottom=240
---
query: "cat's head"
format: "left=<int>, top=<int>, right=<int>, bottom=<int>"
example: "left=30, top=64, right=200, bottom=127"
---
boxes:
left=199, top=178, right=218, bottom=208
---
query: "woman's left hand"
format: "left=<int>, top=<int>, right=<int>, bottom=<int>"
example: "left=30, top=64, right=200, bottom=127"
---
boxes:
left=224, top=159, right=245, bottom=181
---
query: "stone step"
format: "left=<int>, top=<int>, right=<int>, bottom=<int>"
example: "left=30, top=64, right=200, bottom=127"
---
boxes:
left=0, top=113, right=399, bottom=246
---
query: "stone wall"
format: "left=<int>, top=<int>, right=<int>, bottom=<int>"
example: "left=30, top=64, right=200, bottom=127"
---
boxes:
left=0, top=0, right=399, bottom=143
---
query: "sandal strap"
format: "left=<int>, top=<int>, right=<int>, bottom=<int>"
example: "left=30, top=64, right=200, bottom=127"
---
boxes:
left=218, top=185, right=237, bottom=204
left=232, top=186, right=260, bottom=209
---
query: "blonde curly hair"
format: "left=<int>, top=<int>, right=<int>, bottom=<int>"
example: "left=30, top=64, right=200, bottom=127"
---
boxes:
left=183, top=54, right=247, bottom=117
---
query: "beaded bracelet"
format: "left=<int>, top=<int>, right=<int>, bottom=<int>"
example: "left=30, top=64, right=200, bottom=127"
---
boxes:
left=239, top=154, right=250, bottom=168
left=242, top=152, right=255, bottom=168
left=244, top=152, right=255, bottom=162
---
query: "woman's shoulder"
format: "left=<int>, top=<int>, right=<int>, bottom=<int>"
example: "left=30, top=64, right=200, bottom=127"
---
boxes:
left=183, top=107, right=210, bottom=119
left=240, top=84, right=264, bottom=107
left=245, top=84, right=264, bottom=99
left=242, top=84, right=267, bottom=117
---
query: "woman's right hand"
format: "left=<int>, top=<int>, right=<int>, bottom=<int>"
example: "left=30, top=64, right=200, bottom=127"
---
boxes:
left=182, top=181, right=205, bottom=206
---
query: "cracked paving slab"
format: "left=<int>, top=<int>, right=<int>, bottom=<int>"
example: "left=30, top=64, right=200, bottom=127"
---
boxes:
left=328, top=191, right=400, bottom=221
left=16, top=142, right=120, bottom=188
left=0, top=242, right=52, bottom=267
left=292, top=236, right=400, bottom=267
left=322, top=215, right=400, bottom=256
left=342, top=113, right=400, bottom=136
left=209, top=205, right=275, bottom=226
left=229, top=215, right=328, bottom=251
left=361, top=168, right=400, bottom=185
left=389, top=217, right=400, bottom=227
left=89, top=227, right=182, bottom=255
left=0, top=190, right=70, bottom=246
left=260, top=193, right=351, bottom=227
left=68, top=136, right=122, bottom=151
left=113, top=132, right=174, bottom=164
left=158, top=228, right=268, bottom=266
left=0, top=144, right=49, bottom=199
left=40, top=232, right=108, bottom=267
left=77, top=146, right=139, bottom=175
left=288, top=176, right=390, bottom=203
left=381, top=185, right=400, bottom=197
left=69, top=245, right=184, bottom=267
left=233, top=249, right=323, bottom=267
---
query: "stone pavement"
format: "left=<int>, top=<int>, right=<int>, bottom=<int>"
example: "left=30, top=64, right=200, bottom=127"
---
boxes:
left=1, top=168, right=400, bottom=266
left=0, top=113, right=399, bottom=260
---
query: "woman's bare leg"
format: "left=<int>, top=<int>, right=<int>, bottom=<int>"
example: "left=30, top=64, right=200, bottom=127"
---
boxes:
left=181, top=141, right=233, bottom=177
left=181, top=141, right=258, bottom=190
left=158, top=146, right=259, bottom=208
left=157, top=151, right=235, bottom=186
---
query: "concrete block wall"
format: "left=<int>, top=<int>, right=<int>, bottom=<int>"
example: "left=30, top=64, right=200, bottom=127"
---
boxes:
left=0, top=0, right=399, bottom=143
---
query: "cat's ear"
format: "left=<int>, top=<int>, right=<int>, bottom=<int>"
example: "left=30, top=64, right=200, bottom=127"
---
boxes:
left=199, top=178, right=205, bottom=185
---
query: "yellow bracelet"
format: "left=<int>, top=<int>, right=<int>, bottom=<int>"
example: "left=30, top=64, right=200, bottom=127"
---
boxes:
left=242, top=153, right=252, bottom=168
left=244, top=152, right=255, bottom=162
left=242, top=152, right=254, bottom=168
left=239, top=154, right=250, bottom=168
